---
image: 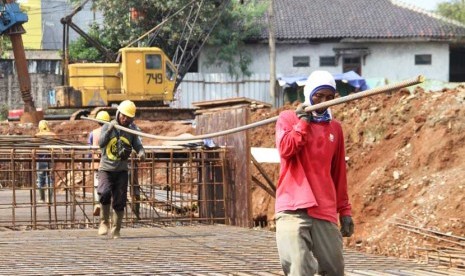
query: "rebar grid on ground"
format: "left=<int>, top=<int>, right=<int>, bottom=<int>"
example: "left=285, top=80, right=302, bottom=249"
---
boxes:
left=0, top=225, right=463, bottom=275
left=0, top=146, right=228, bottom=230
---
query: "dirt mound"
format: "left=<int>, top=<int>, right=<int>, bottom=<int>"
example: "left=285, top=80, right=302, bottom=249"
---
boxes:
left=249, top=84, right=465, bottom=264
left=337, top=85, right=465, bottom=260
left=0, top=119, right=194, bottom=146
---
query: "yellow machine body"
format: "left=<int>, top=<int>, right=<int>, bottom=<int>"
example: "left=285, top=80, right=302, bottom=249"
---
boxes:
left=56, top=47, right=177, bottom=107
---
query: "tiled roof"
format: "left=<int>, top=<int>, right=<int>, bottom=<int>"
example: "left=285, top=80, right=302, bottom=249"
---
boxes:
left=259, top=0, right=465, bottom=41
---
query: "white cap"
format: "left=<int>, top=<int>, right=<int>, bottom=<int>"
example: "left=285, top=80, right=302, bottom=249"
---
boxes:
left=303, top=70, right=336, bottom=104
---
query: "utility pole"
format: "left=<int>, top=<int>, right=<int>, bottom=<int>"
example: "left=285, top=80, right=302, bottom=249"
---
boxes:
left=268, top=0, right=276, bottom=107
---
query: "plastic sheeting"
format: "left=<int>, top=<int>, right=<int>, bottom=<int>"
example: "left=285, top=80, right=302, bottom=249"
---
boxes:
left=277, top=71, right=369, bottom=91
left=333, top=71, right=369, bottom=91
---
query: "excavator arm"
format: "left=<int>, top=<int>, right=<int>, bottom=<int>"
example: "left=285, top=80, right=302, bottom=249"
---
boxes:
left=0, top=0, right=42, bottom=123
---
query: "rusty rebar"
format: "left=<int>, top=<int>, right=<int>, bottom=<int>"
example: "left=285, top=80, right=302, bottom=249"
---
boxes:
left=0, top=147, right=227, bottom=229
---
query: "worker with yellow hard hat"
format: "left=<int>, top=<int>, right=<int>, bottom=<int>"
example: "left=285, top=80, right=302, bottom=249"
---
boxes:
left=114, top=101, right=144, bottom=220
left=36, top=120, right=56, bottom=136
left=88, top=111, right=111, bottom=146
left=96, top=110, right=111, bottom=122
left=117, top=99, right=136, bottom=118
left=87, top=110, right=111, bottom=216
left=96, top=100, right=145, bottom=239
left=34, top=120, right=58, bottom=203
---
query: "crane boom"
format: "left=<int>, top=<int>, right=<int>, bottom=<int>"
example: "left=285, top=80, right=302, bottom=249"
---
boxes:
left=170, top=0, right=231, bottom=90
left=127, top=0, right=232, bottom=90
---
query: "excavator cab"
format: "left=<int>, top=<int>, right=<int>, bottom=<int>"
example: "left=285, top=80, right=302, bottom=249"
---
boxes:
left=118, top=47, right=177, bottom=104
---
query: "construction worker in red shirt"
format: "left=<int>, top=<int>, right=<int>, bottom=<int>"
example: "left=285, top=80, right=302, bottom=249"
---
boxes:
left=275, top=70, right=354, bottom=276
left=87, top=110, right=111, bottom=216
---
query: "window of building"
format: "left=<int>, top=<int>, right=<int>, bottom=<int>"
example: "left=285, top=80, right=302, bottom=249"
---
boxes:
left=35, top=60, right=61, bottom=74
left=293, top=56, right=310, bottom=67
left=415, top=54, right=432, bottom=65
left=343, top=57, right=362, bottom=75
left=320, top=56, right=336, bottom=66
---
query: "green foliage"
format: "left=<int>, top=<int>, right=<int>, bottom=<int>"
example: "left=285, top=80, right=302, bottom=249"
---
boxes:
left=204, top=0, right=267, bottom=77
left=68, top=23, right=112, bottom=62
left=68, top=0, right=266, bottom=76
left=437, top=0, right=465, bottom=24
left=0, top=103, right=8, bottom=121
left=0, top=36, right=12, bottom=58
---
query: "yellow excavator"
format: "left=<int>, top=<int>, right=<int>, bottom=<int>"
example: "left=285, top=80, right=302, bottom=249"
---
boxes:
left=48, top=0, right=231, bottom=121
left=52, top=47, right=181, bottom=120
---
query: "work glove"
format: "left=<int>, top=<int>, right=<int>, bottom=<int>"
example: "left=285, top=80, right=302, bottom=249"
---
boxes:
left=107, top=120, right=117, bottom=131
left=295, top=104, right=313, bottom=123
left=137, top=151, right=146, bottom=161
left=340, top=216, right=354, bottom=237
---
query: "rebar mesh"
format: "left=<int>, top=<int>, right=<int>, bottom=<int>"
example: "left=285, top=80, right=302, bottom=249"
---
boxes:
left=0, top=146, right=228, bottom=230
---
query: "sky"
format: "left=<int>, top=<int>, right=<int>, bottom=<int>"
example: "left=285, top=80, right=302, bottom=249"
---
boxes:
left=397, top=0, right=451, bottom=11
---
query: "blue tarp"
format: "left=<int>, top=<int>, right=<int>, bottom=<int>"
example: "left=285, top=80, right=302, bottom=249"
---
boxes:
left=277, top=71, right=369, bottom=91
left=333, top=71, right=369, bottom=91
left=277, top=75, right=308, bottom=88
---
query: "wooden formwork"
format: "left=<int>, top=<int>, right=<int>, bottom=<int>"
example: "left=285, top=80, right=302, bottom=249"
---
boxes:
left=194, top=98, right=258, bottom=227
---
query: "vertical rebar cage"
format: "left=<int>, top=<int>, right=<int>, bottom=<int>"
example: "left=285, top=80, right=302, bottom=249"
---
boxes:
left=0, top=147, right=228, bottom=230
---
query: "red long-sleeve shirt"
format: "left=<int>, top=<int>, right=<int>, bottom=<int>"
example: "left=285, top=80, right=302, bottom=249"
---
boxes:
left=275, top=110, right=351, bottom=224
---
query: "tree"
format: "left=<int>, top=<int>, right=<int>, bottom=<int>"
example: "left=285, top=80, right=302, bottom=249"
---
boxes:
left=437, top=0, right=465, bottom=23
left=68, top=0, right=266, bottom=77
left=68, top=23, right=112, bottom=62
left=202, top=0, right=266, bottom=77
left=0, top=36, right=12, bottom=58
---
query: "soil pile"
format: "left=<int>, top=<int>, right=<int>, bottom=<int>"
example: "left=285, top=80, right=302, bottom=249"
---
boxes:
left=0, top=120, right=193, bottom=146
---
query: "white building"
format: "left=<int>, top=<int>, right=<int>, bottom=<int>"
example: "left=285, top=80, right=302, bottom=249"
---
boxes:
left=198, top=0, right=465, bottom=83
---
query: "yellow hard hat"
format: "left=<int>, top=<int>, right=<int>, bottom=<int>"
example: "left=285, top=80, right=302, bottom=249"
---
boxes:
left=117, top=100, right=136, bottom=118
left=96, top=111, right=110, bottom=122
left=38, top=120, right=50, bottom=132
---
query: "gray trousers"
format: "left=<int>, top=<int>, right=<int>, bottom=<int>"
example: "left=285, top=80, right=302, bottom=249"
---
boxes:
left=98, top=170, right=128, bottom=212
left=275, top=210, right=344, bottom=276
